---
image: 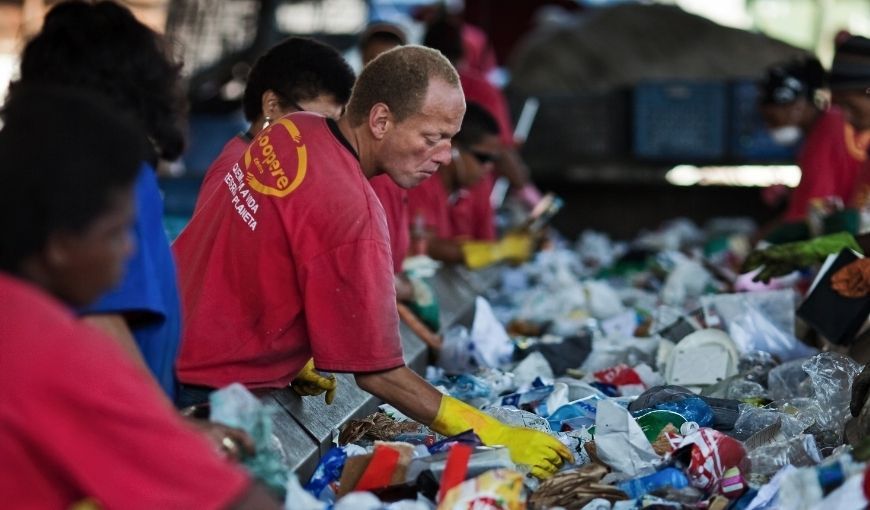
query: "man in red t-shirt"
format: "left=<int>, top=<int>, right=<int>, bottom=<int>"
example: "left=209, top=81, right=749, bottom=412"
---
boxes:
left=194, top=37, right=355, bottom=212
left=174, top=46, right=571, bottom=479
left=0, top=86, right=279, bottom=509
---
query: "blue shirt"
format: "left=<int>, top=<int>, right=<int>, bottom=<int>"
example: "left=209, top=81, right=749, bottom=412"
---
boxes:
left=83, top=163, right=182, bottom=400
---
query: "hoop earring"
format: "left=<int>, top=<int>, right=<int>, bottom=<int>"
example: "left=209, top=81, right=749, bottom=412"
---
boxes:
left=262, top=116, right=272, bottom=130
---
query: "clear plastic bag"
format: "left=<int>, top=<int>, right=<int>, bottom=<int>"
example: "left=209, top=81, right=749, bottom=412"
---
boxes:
left=701, top=290, right=818, bottom=361
left=767, top=359, right=813, bottom=401
left=747, top=434, right=822, bottom=481
left=802, top=353, right=861, bottom=429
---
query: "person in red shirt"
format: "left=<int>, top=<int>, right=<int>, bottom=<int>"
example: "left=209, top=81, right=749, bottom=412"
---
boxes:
left=409, top=102, right=501, bottom=263
left=194, top=37, right=355, bottom=211
left=173, top=45, right=571, bottom=478
left=188, top=37, right=356, bottom=405
left=0, top=84, right=279, bottom=509
left=759, top=57, right=864, bottom=230
left=424, top=15, right=545, bottom=212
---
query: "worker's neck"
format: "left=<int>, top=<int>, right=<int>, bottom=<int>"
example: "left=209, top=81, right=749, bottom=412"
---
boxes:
left=337, top=116, right=377, bottom=178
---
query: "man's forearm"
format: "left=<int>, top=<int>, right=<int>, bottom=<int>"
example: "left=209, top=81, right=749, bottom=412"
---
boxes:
left=355, top=365, right=443, bottom=426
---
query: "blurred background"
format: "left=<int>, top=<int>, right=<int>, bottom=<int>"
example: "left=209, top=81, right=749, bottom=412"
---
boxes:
left=1, top=0, right=869, bottom=239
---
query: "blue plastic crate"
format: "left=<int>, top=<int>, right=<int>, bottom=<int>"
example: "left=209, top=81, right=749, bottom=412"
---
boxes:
left=729, top=80, right=799, bottom=162
left=633, top=81, right=728, bottom=162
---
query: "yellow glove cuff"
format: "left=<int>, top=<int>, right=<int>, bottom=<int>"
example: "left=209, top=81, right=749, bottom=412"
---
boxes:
left=432, top=395, right=502, bottom=443
left=461, top=241, right=501, bottom=270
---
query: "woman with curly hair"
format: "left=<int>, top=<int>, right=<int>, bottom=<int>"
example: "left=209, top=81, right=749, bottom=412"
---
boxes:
left=14, top=0, right=188, bottom=402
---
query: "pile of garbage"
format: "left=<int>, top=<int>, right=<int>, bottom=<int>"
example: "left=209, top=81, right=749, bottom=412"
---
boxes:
left=212, top=219, right=870, bottom=509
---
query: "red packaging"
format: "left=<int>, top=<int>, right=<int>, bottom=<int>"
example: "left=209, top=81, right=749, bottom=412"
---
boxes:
left=665, top=428, right=748, bottom=492
left=594, top=364, right=643, bottom=387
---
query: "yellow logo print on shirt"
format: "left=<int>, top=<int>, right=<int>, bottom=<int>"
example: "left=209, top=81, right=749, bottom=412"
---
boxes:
left=244, top=117, right=308, bottom=198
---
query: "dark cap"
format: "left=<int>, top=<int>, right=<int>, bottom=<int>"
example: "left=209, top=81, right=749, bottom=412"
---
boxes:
left=830, top=35, right=870, bottom=91
left=360, top=21, right=407, bottom=48
left=759, top=58, right=825, bottom=105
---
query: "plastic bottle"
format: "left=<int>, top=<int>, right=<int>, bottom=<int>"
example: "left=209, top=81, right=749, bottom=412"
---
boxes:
left=778, top=454, right=866, bottom=510
left=616, top=467, right=690, bottom=499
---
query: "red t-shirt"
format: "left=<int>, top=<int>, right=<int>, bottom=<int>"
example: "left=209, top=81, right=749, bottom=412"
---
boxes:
left=459, top=69, right=514, bottom=147
left=785, top=107, right=864, bottom=221
left=407, top=171, right=495, bottom=241
left=461, top=23, right=497, bottom=77
left=370, top=174, right=410, bottom=273
left=174, top=113, right=403, bottom=388
left=0, top=274, right=249, bottom=510
left=194, top=135, right=250, bottom=213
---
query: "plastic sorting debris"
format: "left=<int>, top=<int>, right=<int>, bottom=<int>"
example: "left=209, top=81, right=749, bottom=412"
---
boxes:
left=777, top=454, right=866, bottom=510
left=616, top=467, right=689, bottom=499
left=665, top=428, right=748, bottom=491
left=292, top=214, right=870, bottom=510
left=746, top=434, right=822, bottom=480
left=529, top=463, right=628, bottom=509
left=437, top=469, right=525, bottom=510
left=512, top=351, right=555, bottom=389
left=664, top=329, right=739, bottom=389
left=592, top=399, right=661, bottom=477
left=209, top=383, right=289, bottom=495
left=438, top=297, right=515, bottom=373
left=701, top=290, right=818, bottom=361
left=661, top=258, right=711, bottom=307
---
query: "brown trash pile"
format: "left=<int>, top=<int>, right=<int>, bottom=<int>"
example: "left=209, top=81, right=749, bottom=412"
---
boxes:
left=528, top=463, right=628, bottom=510
left=509, top=4, right=808, bottom=94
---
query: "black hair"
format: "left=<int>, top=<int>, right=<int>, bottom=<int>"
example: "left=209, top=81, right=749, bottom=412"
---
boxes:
left=242, top=37, right=355, bottom=122
left=362, top=31, right=405, bottom=52
left=760, top=57, right=826, bottom=105
left=423, top=16, right=464, bottom=64
left=15, top=0, right=186, bottom=161
left=0, top=83, right=144, bottom=273
left=454, top=102, right=500, bottom=147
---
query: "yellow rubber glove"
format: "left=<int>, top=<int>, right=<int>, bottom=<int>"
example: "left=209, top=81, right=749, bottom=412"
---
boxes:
left=291, top=358, right=337, bottom=404
left=431, top=396, right=573, bottom=479
left=461, top=233, right=533, bottom=270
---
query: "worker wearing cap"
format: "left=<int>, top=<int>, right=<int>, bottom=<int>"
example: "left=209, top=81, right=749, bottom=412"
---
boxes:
left=762, top=58, right=865, bottom=225
left=832, top=36, right=870, bottom=215
left=173, top=46, right=572, bottom=479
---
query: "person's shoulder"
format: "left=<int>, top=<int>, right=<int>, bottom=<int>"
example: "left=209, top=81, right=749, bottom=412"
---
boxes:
left=0, top=274, right=84, bottom=362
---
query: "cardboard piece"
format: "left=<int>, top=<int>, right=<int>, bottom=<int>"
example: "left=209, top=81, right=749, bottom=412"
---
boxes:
left=336, top=442, right=415, bottom=497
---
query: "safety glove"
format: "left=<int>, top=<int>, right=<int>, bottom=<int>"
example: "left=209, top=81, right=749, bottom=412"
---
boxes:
left=291, top=358, right=337, bottom=404
left=431, top=396, right=573, bottom=479
left=461, top=233, right=533, bottom=270
left=742, top=232, right=861, bottom=283
left=832, top=258, right=870, bottom=298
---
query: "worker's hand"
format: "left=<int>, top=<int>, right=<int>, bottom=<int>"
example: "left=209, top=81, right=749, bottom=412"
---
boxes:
left=832, top=258, right=870, bottom=298
left=431, top=396, right=573, bottom=479
left=742, top=232, right=861, bottom=283
left=291, top=358, right=337, bottom=404
left=461, top=233, right=533, bottom=270
left=185, top=417, right=255, bottom=462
